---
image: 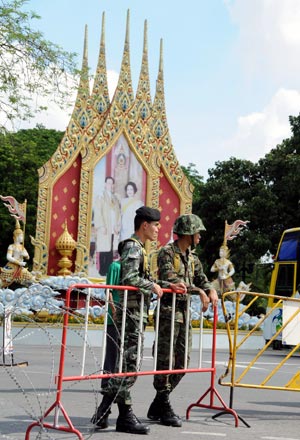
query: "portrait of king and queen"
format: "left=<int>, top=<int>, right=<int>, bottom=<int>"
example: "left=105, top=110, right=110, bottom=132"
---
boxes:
left=89, top=134, right=146, bottom=278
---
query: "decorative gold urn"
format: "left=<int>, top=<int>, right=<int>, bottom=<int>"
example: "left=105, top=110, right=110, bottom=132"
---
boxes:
left=55, top=220, right=77, bottom=276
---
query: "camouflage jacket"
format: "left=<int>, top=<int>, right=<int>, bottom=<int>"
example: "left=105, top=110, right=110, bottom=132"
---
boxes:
left=158, top=240, right=212, bottom=304
left=118, top=234, right=154, bottom=312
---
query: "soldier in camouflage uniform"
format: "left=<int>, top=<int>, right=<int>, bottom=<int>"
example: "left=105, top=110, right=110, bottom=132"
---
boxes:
left=147, top=214, right=218, bottom=427
left=91, top=206, right=186, bottom=435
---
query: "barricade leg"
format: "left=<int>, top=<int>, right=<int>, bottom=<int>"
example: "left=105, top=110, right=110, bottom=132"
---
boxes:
left=25, top=401, right=83, bottom=440
left=186, top=384, right=239, bottom=427
left=212, top=387, right=250, bottom=427
left=185, top=305, right=239, bottom=427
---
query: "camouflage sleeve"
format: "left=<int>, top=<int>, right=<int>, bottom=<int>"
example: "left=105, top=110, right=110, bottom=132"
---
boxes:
left=120, top=241, right=154, bottom=296
left=193, top=255, right=212, bottom=291
left=157, top=246, right=182, bottom=284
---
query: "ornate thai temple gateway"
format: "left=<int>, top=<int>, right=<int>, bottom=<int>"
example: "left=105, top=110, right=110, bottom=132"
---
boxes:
left=32, top=11, right=193, bottom=279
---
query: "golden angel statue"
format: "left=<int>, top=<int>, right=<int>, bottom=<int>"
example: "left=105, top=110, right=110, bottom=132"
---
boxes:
left=210, top=219, right=249, bottom=296
left=0, top=195, right=36, bottom=288
left=210, top=244, right=235, bottom=295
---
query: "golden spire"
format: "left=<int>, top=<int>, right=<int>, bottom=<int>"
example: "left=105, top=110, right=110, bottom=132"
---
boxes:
left=75, top=25, right=90, bottom=106
left=128, top=19, right=154, bottom=163
left=152, top=38, right=183, bottom=179
left=152, top=38, right=169, bottom=142
left=38, top=24, right=95, bottom=184
left=135, top=19, right=152, bottom=121
left=91, top=12, right=110, bottom=116
left=70, top=24, right=91, bottom=128
left=112, top=9, right=134, bottom=112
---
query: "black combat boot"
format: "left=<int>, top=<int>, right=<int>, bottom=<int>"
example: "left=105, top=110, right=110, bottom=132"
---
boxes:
left=90, top=394, right=114, bottom=429
left=147, top=393, right=162, bottom=420
left=159, top=393, right=182, bottom=427
left=147, top=392, right=182, bottom=427
left=116, top=403, right=150, bottom=434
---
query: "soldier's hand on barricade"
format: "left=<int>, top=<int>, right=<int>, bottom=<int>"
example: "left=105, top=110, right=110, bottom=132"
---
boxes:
left=208, top=289, right=219, bottom=307
left=153, top=282, right=163, bottom=298
left=109, top=299, right=117, bottom=320
left=197, top=288, right=210, bottom=312
left=169, top=282, right=187, bottom=293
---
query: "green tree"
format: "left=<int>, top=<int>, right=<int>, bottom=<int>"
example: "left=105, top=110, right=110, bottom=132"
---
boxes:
left=181, top=163, right=204, bottom=204
left=258, top=114, right=300, bottom=233
left=0, top=0, right=77, bottom=127
left=194, top=157, right=275, bottom=280
left=193, top=114, right=300, bottom=292
left=0, top=127, right=63, bottom=265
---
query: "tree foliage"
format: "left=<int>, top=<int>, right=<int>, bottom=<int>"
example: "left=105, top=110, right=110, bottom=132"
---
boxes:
left=190, top=114, right=300, bottom=290
left=258, top=118, right=300, bottom=235
left=0, top=127, right=63, bottom=265
left=195, top=158, right=270, bottom=274
left=181, top=162, right=204, bottom=204
left=0, top=0, right=77, bottom=127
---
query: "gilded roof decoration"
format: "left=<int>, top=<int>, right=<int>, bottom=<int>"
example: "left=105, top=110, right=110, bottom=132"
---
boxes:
left=33, top=10, right=193, bottom=276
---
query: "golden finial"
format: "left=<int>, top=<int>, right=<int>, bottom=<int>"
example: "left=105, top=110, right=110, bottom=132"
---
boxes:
left=125, top=9, right=130, bottom=46
left=101, top=11, right=105, bottom=46
left=159, top=38, right=163, bottom=74
left=14, top=219, right=22, bottom=236
left=55, top=220, right=77, bottom=276
left=84, top=24, right=88, bottom=62
left=143, top=20, right=148, bottom=54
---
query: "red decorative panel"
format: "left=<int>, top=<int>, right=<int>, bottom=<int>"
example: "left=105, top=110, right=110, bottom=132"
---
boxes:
left=48, top=156, right=81, bottom=274
left=158, top=169, right=180, bottom=248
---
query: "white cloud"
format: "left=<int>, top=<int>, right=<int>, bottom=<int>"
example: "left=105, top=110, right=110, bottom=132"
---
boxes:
left=177, top=88, right=300, bottom=179
left=225, top=0, right=300, bottom=82
left=221, top=88, right=300, bottom=162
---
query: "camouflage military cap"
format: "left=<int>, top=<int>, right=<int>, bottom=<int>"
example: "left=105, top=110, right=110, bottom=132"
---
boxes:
left=173, top=214, right=206, bottom=235
left=135, top=206, right=161, bottom=222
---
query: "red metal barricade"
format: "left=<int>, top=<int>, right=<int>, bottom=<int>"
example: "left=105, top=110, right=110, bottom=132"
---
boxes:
left=25, top=284, right=238, bottom=439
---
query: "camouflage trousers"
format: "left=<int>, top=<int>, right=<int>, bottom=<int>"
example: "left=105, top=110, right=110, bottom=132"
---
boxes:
left=102, top=308, right=145, bottom=405
left=153, top=304, right=192, bottom=393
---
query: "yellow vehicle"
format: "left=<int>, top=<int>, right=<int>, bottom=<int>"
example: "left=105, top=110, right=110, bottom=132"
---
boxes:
left=263, top=227, right=300, bottom=347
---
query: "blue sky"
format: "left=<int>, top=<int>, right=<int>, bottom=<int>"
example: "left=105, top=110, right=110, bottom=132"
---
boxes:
left=22, top=0, right=300, bottom=179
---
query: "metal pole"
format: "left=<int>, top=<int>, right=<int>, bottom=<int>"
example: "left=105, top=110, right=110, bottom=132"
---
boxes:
left=80, top=288, right=91, bottom=376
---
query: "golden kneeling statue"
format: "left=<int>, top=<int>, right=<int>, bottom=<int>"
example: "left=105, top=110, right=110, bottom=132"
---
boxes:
left=210, top=244, right=235, bottom=295
left=0, top=220, right=36, bottom=288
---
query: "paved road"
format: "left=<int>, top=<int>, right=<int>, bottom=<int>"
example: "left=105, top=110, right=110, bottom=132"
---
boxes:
left=1, top=344, right=300, bottom=440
